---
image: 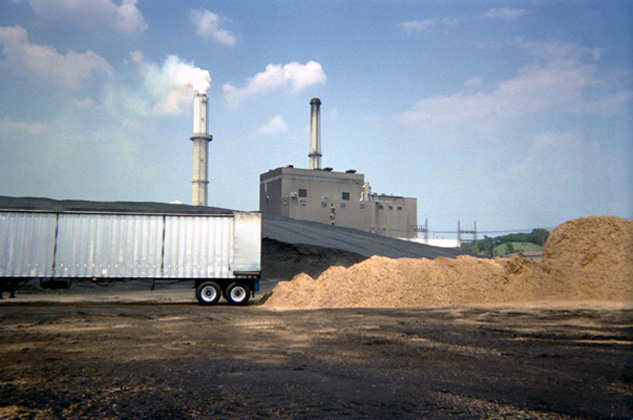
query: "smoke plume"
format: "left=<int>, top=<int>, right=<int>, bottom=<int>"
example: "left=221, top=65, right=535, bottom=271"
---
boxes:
left=165, top=55, right=211, bottom=94
left=137, top=54, right=211, bottom=115
left=165, top=55, right=211, bottom=93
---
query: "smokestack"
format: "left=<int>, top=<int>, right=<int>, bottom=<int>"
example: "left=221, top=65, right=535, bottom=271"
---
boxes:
left=191, top=92, right=212, bottom=206
left=309, top=97, right=322, bottom=170
left=361, top=182, right=372, bottom=201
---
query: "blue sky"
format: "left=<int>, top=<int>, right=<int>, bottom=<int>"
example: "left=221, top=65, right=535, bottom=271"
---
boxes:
left=1, top=1, right=631, bottom=238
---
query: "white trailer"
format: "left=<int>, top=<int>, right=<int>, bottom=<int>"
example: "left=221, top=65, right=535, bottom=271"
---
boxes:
left=0, top=202, right=261, bottom=305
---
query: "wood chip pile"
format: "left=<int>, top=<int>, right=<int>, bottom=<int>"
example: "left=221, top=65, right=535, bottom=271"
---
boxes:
left=263, top=216, right=633, bottom=309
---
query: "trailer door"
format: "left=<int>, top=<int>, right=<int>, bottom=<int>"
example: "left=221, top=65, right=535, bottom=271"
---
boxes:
left=232, top=212, right=261, bottom=273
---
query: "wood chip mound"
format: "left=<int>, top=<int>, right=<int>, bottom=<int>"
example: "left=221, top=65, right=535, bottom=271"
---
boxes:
left=263, top=216, right=633, bottom=309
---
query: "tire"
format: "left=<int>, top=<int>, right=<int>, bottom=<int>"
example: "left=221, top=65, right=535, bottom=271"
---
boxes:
left=225, top=282, right=250, bottom=305
left=196, top=281, right=221, bottom=305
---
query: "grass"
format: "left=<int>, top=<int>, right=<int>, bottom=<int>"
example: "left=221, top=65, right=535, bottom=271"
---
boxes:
left=493, top=242, right=543, bottom=257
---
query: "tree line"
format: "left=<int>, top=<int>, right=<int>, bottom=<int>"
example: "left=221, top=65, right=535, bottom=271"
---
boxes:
left=462, top=228, right=550, bottom=256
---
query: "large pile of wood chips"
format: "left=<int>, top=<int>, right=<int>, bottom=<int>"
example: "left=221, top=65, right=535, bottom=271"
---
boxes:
left=264, top=216, right=633, bottom=309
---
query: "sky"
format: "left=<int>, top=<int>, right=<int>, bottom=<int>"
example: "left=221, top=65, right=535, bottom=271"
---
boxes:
left=0, top=0, right=632, bottom=238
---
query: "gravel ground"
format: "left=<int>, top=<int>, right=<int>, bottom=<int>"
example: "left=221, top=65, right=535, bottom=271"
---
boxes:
left=1, top=283, right=631, bottom=419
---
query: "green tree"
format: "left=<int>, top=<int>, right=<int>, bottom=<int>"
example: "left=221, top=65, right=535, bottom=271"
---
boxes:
left=528, top=228, right=549, bottom=246
left=482, top=236, right=495, bottom=257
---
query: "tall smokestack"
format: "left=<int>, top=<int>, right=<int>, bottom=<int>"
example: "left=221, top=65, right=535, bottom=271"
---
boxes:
left=309, top=97, right=322, bottom=170
left=191, top=92, right=212, bottom=206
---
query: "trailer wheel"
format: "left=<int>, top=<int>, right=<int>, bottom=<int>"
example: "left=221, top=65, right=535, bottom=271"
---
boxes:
left=196, top=281, right=221, bottom=305
left=225, top=282, right=250, bottom=305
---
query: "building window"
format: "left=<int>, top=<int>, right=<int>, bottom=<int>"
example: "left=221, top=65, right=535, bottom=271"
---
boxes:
left=388, top=206, right=393, bottom=210
left=378, top=205, right=384, bottom=210
left=298, top=189, right=307, bottom=198
left=342, top=192, right=350, bottom=201
left=397, top=206, right=402, bottom=211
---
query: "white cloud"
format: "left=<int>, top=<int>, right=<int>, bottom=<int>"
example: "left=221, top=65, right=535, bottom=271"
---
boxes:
left=509, top=131, right=584, bottom=177
left=402, top=9, right=525, bottom=35
left=400, top=19, right=436, bottom=33
left=258, top=115, right=288, bottom=135
left=0, top=25, right=113, bottom=90
left=396, top=40, right=624, bottom=128
left=191, top=9, right=237, bottom=47
left=129, top=50, right=146, bottom=68
left=581, top=90, right=633, bottom=114
left=0, top=114, right=155, bottom=202
left=0, top=116, right=47, bottom=136
left=485, top=7, right=527, bottom=20
left=114, top=0, right=147, bottom=35
left=464, top=76, right=482, bottom=88
left=497, top=129, right=627, bottom=223
left=28, top=0, right=147, bottom=36
left=223, top=61, right=327, bottom=107
left=516, top=38, right=600, bottom=63
left=398, top=92, right=494, bottom=125
left=72, top=97, right=98, bottom=110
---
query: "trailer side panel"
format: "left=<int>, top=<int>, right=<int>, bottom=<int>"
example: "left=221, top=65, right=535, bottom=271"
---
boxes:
left=162, top=215, right=234, bottom=278
left=54, top=214, right=165, bottom=278
left=233, top=212, right=262, bottom=273
left=2, top=211, right=263, bottom=280
left=0, top=212, right=57, bottom=278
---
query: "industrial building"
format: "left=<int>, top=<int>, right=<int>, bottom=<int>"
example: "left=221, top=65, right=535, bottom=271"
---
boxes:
left=259, top=98, right=418, bottom=239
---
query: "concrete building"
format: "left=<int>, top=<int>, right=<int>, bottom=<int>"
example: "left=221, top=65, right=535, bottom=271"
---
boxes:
left=259, top=98, right=418, bottom=239
left=259, top=167, right=418, bottom=238
left=410, top=238, right=461, bottom=248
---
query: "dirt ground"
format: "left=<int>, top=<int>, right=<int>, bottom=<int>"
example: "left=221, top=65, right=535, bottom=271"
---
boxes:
left=1, top=282, right=632, bottom=419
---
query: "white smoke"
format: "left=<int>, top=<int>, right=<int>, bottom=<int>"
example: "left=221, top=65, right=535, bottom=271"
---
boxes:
left=164, top=55, right=211, bottom=94
left=136, top=54, right=211, bottom=115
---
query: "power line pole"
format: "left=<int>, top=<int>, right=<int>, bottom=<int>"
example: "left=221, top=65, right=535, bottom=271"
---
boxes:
left=458, top=220, right=478, bottom=250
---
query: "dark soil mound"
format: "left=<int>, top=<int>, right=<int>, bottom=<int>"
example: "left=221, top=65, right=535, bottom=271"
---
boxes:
left=262, top=238, right=367, bottom=280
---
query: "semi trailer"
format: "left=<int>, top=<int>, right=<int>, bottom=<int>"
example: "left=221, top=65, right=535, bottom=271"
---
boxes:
left=0, top=197, right=261, bottom=305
